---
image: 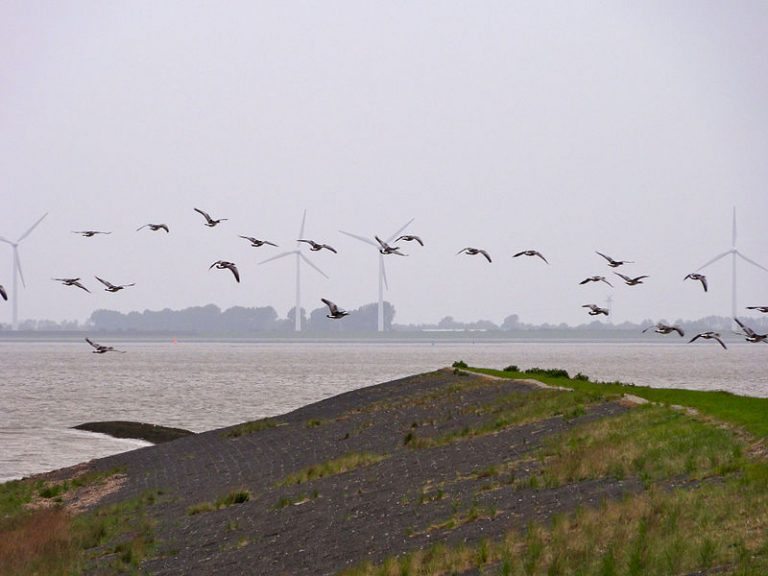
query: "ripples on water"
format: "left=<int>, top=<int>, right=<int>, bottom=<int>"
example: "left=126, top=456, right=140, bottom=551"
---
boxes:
left=1, top=339, right=765, bottom=482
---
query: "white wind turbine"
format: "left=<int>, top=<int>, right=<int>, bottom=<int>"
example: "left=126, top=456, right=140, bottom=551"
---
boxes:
left=340, top=218, right=414, bottom=332
left=259, top=210, right=328, bottom=332
left=0, top=213, right=48, bottom=330
left=696, top=207, right=768, bottom=322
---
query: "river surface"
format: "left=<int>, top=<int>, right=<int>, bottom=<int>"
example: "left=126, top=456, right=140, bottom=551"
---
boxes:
left=1, top=339, right=766, bottom=482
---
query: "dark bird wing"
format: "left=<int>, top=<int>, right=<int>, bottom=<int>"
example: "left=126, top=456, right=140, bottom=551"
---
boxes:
left=158, top=224, right=169, bottom=233
left=74, top=281, right=90, bottom=293
left=479, top=250, right=492, bottom=263
left=513, top=251, right=525, bottom=258
left=688, top=333, right=703, bottom=343
left=596, top=251, right=614, bottom=264
left=321, top=298, right=338, bottom=314
left=701, top=276, right=708, bottom=292
left=735, top=318, right=756, bottom=337
left=194, top=208, right=213, bottom=223
left=264, top=240, right=278, bottom=247
left=672, top=327, right=685, bottom=337
left=137, top=224, right=148, bottom=231
left=398, top=235, right=423, bottom=246
left=322, top=244, right=337, bottom=253
left=0, top=285, right=6, bottom=301
left=95, top=276, right=115, bottom=289
left=713, top=335, right=727, bottom=349
left=375, top=236, right=388, bottom=250
left=614, top=272, right=631, bottom=282
left=536, top=252, right=548, bottom=264
left=240, top=236, right=257, bottom=243
left=85, top=337, right=100, bottom=350
left=228, top=264, right=240, bottom=283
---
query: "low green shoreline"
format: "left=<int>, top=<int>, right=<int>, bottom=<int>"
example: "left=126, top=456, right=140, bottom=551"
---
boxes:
left=463, top=363, right=768, bottom=438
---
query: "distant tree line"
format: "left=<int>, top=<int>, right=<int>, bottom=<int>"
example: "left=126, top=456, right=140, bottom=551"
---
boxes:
left=3, top=305, right=765, bottom=334
left=83, top=301, right=396, bottom=334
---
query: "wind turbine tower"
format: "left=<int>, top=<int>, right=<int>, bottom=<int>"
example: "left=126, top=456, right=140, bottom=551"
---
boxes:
left=259, top=210, right=328, bottom=332
left=340, top=218, right=414, bottom=332
left=0, top=213, right=48, bottom=330
left=697, top=207, right=768, bottom=322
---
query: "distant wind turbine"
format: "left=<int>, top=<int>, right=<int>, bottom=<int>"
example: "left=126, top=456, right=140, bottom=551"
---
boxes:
left=0, top=213, right=48, bottom=330
left=697, top=207, right=768, bottom=323
left=259, top=210, right=328, bottom=332
left=339, top=218, right=414, bottom=332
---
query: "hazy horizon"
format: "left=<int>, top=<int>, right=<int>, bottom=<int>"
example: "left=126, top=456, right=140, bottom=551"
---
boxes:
left=3, top=2, right=768, bottom=328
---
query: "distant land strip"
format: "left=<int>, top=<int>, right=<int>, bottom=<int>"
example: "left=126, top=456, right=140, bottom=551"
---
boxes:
left=73, top=421, right=194, bottom=444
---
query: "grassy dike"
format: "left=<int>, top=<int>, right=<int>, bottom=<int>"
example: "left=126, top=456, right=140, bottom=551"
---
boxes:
left=2, top=365, right=768, bottom=575
left=342, top=364, right=768, bottom=575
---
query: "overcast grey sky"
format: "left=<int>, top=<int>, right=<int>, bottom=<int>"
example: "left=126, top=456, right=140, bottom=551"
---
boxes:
left=2, top=1, right=767, bottom=327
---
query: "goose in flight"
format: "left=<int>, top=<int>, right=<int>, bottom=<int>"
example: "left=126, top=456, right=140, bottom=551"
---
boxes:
left=194, top=208, right=228, bottom=227
left=684, top=273, right=708, bottom=292
left=614, top=272, right=649, bottom=286
left=137, top=223, right=169, bottom=233
left=642, top=322, right=684, bottom=337
left=580, top=276, right=613, bottom=287
left=513, top=250, right=548, bottom=264
left=0, top=285, right=6, bottom=301
left=396, top=235, right=424, bottom=246
left=85, top=337, right=125, bottom=354
left=209, top=260, right=240, bottom=283
left=53, top=277, right=90, bottom=293
left=321, top=298, right=349, bottom=319
left=375, top=236, right=406, bottom=256
left=689, top=331, right=727, bottom=349
left=746, top=306, right=768, bottom=313
left=298, top=239, right=337, bottom=253
left=457, top=247, right=492, bottom=263
left=239, top=236, right=278, bottom=248
left=73, top=230, right=111, bottom=237
left=95, top=276, right=135, bottom=292
left=582, top=304, right=609, bottom=316
left=734, top=318, right=768, bottom=343
left=596, top=251, right=634, bottom=268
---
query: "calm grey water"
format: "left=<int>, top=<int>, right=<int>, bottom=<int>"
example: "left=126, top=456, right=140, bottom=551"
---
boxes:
left=1, top=339, right=766, bottom=483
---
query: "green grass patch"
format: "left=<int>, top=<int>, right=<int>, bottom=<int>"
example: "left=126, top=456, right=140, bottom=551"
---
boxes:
left=528, top=404, right=746, bottom=489
left=187, top=488, right=251, bottom=515
left=466, top=366, right=768, bottom=439
left=276, top=452, right=388, bottom=487
left=224, top=418, right=282, bottom=438
left=274, top=489, right=319, bottom=509
left=405, top=388, right=608, bottom=449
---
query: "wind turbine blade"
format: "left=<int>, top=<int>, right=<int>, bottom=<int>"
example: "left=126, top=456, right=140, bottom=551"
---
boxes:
left=736, top=251, right=768, bottom=274
left=299, top=253, right=329, bottom=279
left=17, top=212, right=48, bottom=243
left=0, top=236, right=13, bottom=245
left=298, top=209, right=307, bottom=243
left=259, top=250, right=298, bottom=265
left=339, top=230, right=377, bottom=247
left=697, top=250, right=733, bottom=271
left=15, top=248, right=26, bottom=288
left=381, top=254, right=389, bottom=290
left=386, top=218, right=415, bottom=244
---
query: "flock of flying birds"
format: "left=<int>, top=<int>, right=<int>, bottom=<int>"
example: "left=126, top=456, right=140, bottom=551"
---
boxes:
left=1, top=207, right=766, bottom=353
